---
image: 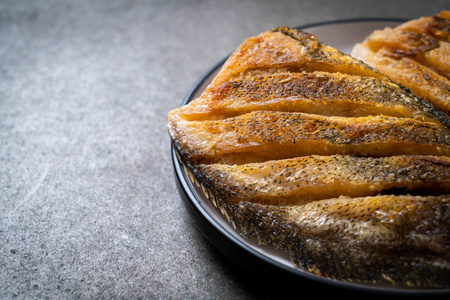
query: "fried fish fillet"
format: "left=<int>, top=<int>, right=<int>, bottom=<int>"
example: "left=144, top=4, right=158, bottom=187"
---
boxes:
left=231, top=195, right=450, bottom=287
left=168, top=26, right=450, bottom=287
left=352, top=11, right=450, bottom=114
left=211, top=27, right=385, bottom=86
left=179, top=71, right=448, bottom=122
left=169, top=110, right=450, bottom=165
left=194, top=155, right=450, bottom=206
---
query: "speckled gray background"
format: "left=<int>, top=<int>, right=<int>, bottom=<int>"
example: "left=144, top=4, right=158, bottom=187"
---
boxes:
left=1, top=0, right=448, bottom=298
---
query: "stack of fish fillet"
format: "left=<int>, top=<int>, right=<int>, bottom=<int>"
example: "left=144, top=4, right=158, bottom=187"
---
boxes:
left=168, top=24, right=450, bottom=287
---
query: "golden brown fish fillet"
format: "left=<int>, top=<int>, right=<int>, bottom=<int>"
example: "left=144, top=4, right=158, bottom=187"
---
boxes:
left=357, top=27, right=450, bottom=78
left=168, top=26, right=450, bottom=287
left=230, top=195, right=450, bottom=287
left=179, top=71, right=448, bottom=123
left=211, top=27, right=385, bottom=86
left=169, top=110, right=450, bottom=165
left=351, top=11, right=450, bottom=114
left=396, top=10, right=450, bottom=42
left=194, top=155, right=450, bottom=207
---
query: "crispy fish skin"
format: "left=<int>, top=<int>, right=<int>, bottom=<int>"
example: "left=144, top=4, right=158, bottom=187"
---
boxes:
left=211, top=27, right=385, bottom=86
left=360, top=27, right=450, bottom=79
left=352, top=43, right=450, bottom=114
left=352, top=44, right=450, bottom=114
left=230, top=195, right=450, bottom=287
left=396, top=11, right=450, bottom=42
left=169, top=110, right=450, bottom=165
left=179, top=71, right=448, bottom=123
left=194, top=155, right=450, bottom=206
left=351, top=11, right=450, bottom=114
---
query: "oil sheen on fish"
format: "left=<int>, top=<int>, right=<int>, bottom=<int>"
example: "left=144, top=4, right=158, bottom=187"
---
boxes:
left=230, top=195, right=450, bottom=287
left=352, top=11, right=450, bottom=114
left=167, top=25, right=450, bottom=287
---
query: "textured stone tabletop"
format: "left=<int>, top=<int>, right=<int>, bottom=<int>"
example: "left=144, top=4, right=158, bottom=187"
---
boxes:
left=1, top=0, right=448, bottom=298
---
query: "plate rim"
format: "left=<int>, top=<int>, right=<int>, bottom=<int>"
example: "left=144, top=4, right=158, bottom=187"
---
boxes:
left=171, top=18, right=450, bottom=296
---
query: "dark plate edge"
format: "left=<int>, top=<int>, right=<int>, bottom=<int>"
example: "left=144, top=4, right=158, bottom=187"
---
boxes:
left=295, top=17, right=409, bottom=30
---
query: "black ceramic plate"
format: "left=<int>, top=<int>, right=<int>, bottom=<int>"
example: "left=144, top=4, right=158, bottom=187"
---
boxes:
left=171, top=19, right=450, bottom=296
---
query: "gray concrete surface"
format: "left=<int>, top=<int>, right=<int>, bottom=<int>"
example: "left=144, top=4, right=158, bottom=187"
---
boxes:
left=1, top=0, right=448, bottom=298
